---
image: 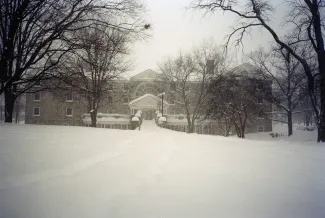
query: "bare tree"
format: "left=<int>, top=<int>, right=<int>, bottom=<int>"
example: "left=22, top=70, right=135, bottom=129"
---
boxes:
left=249, top=46, right=308, bottom=136
left=55, top=26, right=130, bottom=127
left=207, top=73, right=265, bottom=138
left=190, top=0, right=325, bottom=142
left=0, top=0, right=148, bottom=123
left=159, top=41, right=224, bottom=133
left=206, top=75, right=235, bottom=136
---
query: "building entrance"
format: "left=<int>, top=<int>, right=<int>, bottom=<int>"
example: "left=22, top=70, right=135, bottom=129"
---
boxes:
left=129, top=94, right=169, bottom=120
left=143, top=109, right=155, bottom=120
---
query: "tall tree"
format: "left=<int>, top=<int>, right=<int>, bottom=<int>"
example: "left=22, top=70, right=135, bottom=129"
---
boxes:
left=55, top=26, right=130, bottom=127
left=0, top=0, right=148, bottom=123
left=191, top=0, right=325, bottom=142
left=159, top=41, right=224, bottom=133
left=249, top=46, right=308, bottom=136
left=207, top=72, right=266, bottom=138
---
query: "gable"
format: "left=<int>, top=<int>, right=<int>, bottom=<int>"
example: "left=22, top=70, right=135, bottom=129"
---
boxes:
left=130, top=69, right=162, bottom=81
left=129, top=94, right=169, bottom=107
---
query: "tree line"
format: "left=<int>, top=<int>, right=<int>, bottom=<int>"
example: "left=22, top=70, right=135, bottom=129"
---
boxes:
left=187, top=0, right=324, bottom=142
left=0, top=0, right=149, bottom=125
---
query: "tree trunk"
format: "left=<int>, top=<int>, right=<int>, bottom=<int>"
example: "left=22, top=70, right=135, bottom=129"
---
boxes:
left=186, top=115, right=192, bottom=133
left=15, top=97, right=20, bottom=123
left=288, top=110, right=293, bottom=136
left=224, top=128, right=229, bottom=137
left=239, top=126, right=245, bottom=138
left=4, top=86, right=15, bottom=123
left=311, top=1, right=325, bottom=142
left=90, top=110, right=97, bottom=127
left=318, top=71, right=325, bottom=142
left=188, top=118, right=196, bottom=133
left=305, top=111, right=310, bottom=127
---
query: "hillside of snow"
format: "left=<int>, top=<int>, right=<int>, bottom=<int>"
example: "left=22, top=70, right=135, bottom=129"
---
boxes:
left=0, top=122, right=324, bottom=218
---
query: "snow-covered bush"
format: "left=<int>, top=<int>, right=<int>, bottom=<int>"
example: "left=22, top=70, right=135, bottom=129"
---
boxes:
left=270, top=133, right=284, bottom=138
left=297, top=126, right=316, bottom=131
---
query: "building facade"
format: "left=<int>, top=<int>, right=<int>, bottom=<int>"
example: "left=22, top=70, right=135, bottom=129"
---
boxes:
left=25, top=66, right=272, bottom=134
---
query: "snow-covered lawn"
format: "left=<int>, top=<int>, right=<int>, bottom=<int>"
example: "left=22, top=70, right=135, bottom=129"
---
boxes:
left=0, top=121, right=324, bottom=218
left=245, top=122, right=317, bottom=142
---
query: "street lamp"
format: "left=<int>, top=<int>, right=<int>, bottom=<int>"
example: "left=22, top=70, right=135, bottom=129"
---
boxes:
left=157, top=92, right=165, bottom=117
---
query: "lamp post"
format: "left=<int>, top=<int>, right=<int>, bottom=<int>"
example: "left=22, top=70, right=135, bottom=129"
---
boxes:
left=157, top=92, right=165, bottom=117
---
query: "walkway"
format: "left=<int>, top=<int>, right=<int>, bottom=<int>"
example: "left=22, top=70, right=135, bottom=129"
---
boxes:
left=140, top=119, right=160, bottom=132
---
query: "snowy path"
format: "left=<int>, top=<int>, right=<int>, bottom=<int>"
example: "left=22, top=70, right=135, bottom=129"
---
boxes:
left=0, top=123, right=324, bottom=218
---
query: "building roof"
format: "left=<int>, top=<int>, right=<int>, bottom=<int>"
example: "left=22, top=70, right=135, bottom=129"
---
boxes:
left=129, top=93, right=170, bottom=106
left=130, top=69, right=163, bottom=81
left=230, top=63, right=263, bottom=78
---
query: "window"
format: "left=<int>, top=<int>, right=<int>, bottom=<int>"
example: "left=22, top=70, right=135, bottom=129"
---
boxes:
left=33, top=107, right=40, bottom=116
left=185, top=85, right=190, bottom=92
left=109, top=84, right=114, bottom=91
left=135, top=83, right=160, bottom=97
left=123, top=83, right=129, bottom=91
left=105, top=124, right=111, bottom=129
left=169, top=95, right=175, bottom=104
left=35, top=80, right=41, bottom=86
left=257, top=112, right=264, bottom=119
left=131, top=108, right=135, bottom=115
left=108, top=96, right=113, bottom=104
left=114, top=124, right=121, bottom=129
left=107, top=108, right=113, bottom=114
left=66, top=108, right=73, bottom=116
left=66, top=92, right=73, bottom=102
left=257, top=82, right=264, bottom=90
left=123, top=97, right=129, bottom=103
left=34, top=92, right=41, bottom=101
left=257, top=125, right=264, bottom=132
left=257, top=96, right=263, bottom=104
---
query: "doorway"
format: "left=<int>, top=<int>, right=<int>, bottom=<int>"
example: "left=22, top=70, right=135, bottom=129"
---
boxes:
left=143, top=109, right=155, bottom=120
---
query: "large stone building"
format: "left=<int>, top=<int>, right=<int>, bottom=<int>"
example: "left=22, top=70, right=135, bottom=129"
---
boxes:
left=25, top=65, right=272, bottom=135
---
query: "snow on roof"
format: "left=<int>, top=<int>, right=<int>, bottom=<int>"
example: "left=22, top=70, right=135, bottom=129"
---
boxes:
left=129, top=94, right=170, bottom=106
left=83, top=113, right=129, bottom=118
left=130, top=69, right=163, bottom=81
left=230, top=63, right=263, bottom=78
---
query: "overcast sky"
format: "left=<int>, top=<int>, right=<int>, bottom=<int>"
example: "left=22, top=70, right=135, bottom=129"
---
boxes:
left=128, top=0, right=286, bottom=76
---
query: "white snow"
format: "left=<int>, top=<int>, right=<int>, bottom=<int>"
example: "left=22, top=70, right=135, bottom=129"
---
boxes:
left=158, top=117, right=167, bottom=122
left=131, top=116, right=140, bottom=121
left=245, top=122, right=318, bottom=142
left=0, top=122, right=324, bottom=218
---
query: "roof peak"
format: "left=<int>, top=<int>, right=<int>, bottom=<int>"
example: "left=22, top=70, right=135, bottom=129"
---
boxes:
left=130, top=69, right=162, bottom=81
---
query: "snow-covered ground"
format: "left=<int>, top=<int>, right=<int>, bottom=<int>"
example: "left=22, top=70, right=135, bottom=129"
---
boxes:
left=245, top=122, right=317, bottom=142
left=0, top=121, right=324, bottom=218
